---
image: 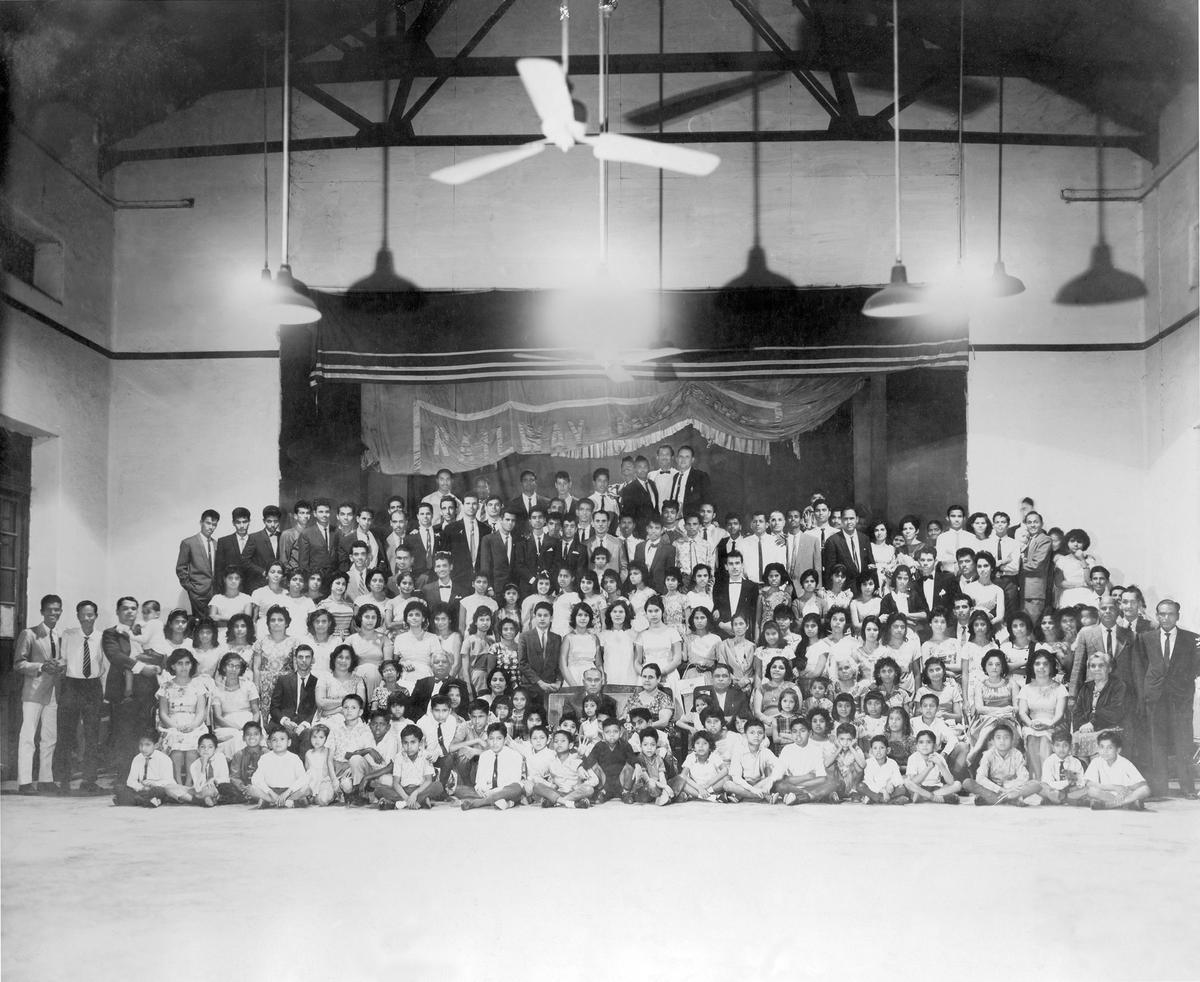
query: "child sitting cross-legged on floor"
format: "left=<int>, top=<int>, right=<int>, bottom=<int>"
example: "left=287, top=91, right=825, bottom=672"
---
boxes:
left=723, top=719, right=778, bottom=802
left=858, top=735, right=910, bottom=804
left=249, top=726, right=311, bottom=808
left=772, top=716, right=841, bottom=805
left=376, top=724, right=444, bottom=810
left=527, top=729, right=598, bottom=809
left=113, top=733, right=191, bottom=807
left=903, top=729, right=962, bottom=804
left=669, top=731, right=729, bottom=802
left=1038, top=729, right=1087, bottom=806
left=1082, top=730, right=1151, bottom=812
left=830, top=722, right=866, bottom=800
left=460, top=722, right=526, bottom=811
left=188, top=733, right=237, bottom=806
left=628, top=727, right=676, bottom=805
left=963, top=723, right=1042, bottom=806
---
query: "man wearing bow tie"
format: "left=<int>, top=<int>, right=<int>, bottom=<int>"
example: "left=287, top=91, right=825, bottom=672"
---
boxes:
left=619, top=456, right=658, bottom=535
left=650, top=444, right=679, bottom=508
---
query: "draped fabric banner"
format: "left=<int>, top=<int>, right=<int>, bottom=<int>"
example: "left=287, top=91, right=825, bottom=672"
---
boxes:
left=361, top=376, right=864, bottom=474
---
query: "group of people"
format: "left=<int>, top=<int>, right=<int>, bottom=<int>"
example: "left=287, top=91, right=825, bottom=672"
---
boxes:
left=13, top=444, right=1197, bottom=812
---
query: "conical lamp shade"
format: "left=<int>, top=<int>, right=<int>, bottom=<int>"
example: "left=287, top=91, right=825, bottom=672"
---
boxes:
left=986, top=260, right=1026, bottom=298
left=264, top=264, right=321, bottom=324
left=863, top=263, right=932, bottom=318
left=1055, top=243, right=1146, bottom=305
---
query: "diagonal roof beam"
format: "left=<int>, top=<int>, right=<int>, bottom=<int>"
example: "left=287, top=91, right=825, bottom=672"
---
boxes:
left=387, top=0, right=459, bottom=132
left=293, top=79, right=375, bottom=131
left=728, top=0, right=840, bottom=119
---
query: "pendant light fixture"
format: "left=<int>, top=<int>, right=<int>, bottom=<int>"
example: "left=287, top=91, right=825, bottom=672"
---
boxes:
left=263, top=0, right=321, bottom=325
left=863, top=0, right=930, bottom=319
left=986, top=77, right=1025, bottom=296
left=1055, top=113, right=1146, bottom=305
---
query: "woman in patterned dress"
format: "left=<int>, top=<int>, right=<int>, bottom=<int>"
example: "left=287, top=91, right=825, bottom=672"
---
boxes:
left=250, top=604, right=297, bottom=728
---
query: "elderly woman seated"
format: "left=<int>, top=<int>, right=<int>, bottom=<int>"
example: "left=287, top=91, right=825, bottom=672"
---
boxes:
left=1071, top=650, right=1128, bottom=761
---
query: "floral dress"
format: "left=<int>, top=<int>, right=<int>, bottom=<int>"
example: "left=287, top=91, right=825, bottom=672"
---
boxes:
left=252, top=634, right=297, bottom=724
left=662, top=593, right=688, bottom=636
left=159, top=677, right=208, bottom=751
left=496, top=640, right=523, bottom=692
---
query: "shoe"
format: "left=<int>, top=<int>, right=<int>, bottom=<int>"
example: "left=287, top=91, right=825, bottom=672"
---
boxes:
left=419, top=798, right=434, bottom=809
left=594, top=791, right=608, bottom=804
left=828, top=792, right=841, bottom=805
left=941, top=793, right=961, bottom=805
left=58, top=782, right=73, bottom=796
left=79, top=782, right=104, bottom=795
left=1090, top=800, right=1108, bottom=811
left=378, top=800, right=395, bottom=811
left=541, top=799, right=556, bottom=809
left=1126, top=800, right=1147, bottom=811
left=1183, top=792, right=1198, bottom=800
left=783, top=792, right=798, bottom=806
left=37, top=782, right=59, bottom=794
left=973, top=797, right=988, bottom=806
left=445, top=772, right=458, bottom=795
left=18, top=784, right=37, bottom=796
left=575, top=798, right=590, bottom=809
left=494, top=799, right=511, bottom=810
left=148, top=797, right=163, bottom=808
left=620, top=791, right=635, bottom=804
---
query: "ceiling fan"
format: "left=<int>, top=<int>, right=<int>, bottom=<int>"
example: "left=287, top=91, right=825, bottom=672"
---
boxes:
left=512, top=345, right=683, bottom=384
left=625, top=0, right=995, bottom=128
left=430, top=0, right=719, bottom=186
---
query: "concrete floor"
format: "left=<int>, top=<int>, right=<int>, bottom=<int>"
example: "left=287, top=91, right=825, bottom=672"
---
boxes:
left=2, top=794, right=1198, bottom=982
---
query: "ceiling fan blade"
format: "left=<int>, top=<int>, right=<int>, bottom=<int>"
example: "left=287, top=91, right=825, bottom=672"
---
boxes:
left=587, top=133, right=719, bottom=176
left=517, top=57, right=577, bottom=128
left=605, top=363, right=636, bottom=384
left=624, top=72, right=786, bottom=127
left=430, top=140, right=548, bottom=185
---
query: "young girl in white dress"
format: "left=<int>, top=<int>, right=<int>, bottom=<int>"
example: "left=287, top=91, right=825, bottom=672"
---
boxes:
left=304, top=724, right=338, bottom=806
left=635, top=597, right=683, bottom=681
left=560, top=602, right=601, bottom=687
left=599, top=600, right=638, bottom=686
left=551, top=567, right=582, bottom=637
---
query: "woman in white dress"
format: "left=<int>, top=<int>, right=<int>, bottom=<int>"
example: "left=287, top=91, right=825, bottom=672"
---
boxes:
left=158, top=650, right=209, bottom=784
left=353, top=571, right=391, bottom=618
left=300, top=608, right=340, bottom=680
left=392, top=600, right=440, bottom=687
left=969, top=552, right=1007, bottom=636
left=349, top=603, right=393, bottom=693
left=1054, top=528, right=1099, bottom=608
left=682, top=606, right=721, bottom=681
left=599, top=599, right=638, bottom=686
left=281, top=570, right=316, bottom=639
left=210, top=651, right=260, bottom=756
left=559, top=602, right=601, bottom=687
left=1017, top=648, right=1067, bottom=776
left=551, top=567, right=581, bottom=637
left=634, top=597, right=683, bottom=681
left=190, top=617, right=224, bottom=679
left=315, top=643, right=368, bottom=723
left=208, top=567, right=253, bottom=629
left=318, top=571, right=356, bottom=639
left=430, top=605, right=463, bottom=678
left=853, top=615, right=884, bottom=681
left=250, top=562, right=289, bottom=638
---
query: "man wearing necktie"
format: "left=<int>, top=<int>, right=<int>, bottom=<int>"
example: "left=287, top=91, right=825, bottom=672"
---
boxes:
left=244, top=505, right=284, bottom=592
left=1069, top=597, right=1129, bottom=699
left=54, top=600, right=108, bottom=795
left=481, top=509, right=518, bottom=595
left=14, top=593, right=64, bottom=794
left=1138, top=599, right=1199, bottom=798
left=176, top=508, right=221, bottom=619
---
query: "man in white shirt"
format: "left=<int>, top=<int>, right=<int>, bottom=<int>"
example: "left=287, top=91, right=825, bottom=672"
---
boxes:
left=675, top=512, right=716, bottom=584
left=421, top=468, right=462, bottom=511
left=697, top=503, right=728, bottom=549
left=935, top=504, right=969, bottom=573
left=460, top=722, right=527, bottom=810
left=790, top=497, right=835, bottom=590
left=586, top=467, right=620, bottom=521
left=649, top=444, right=679, bottom=507
left=987, top=510, right=1021, bottom=616
left=345, top=542, right=374, bottom=601
left=737, top=511, right=782, bottom=584
left=1082, top=731, right=1151, bottom=810
left=54, top=599, right=108, bottom=795
left=14, top=594, right=64, bottom=794
left=772, top=718, right=838, bottom=803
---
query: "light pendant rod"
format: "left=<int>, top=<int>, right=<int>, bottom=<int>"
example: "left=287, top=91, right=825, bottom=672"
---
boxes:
left=955, top=0, right=965, bottom=267
left=281, top=0, right=292, bottom=268
left=891, top=0, right=901, bottom=263
left=261, top=43, right=270, bottom=276
left=995, top=77, right=1004, bottom=262
left=1095, top=113, right=1107, bottom=244
left=560, top=1, right=570, bottom=76
left=598, top=0, right=612, bottom=269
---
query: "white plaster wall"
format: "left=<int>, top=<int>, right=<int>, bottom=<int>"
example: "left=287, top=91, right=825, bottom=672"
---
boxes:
left=105, top=358, right=282, bottom=613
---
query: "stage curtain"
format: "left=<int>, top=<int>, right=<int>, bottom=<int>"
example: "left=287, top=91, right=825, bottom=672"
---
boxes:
left=361, top=376, right=863, bottom=475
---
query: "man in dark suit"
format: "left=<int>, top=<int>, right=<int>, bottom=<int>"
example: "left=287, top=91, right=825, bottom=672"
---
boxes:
left=518, top=602, right=562, bottom=698
left=1119, top=586, right=1154, bottom=638
left=713, top=513, right=743, bottom=590
left=821, top=505, right=874, bottom=584
left=633, top=516, right=673, bottom=594
left=295, top=499, right=337, bottom=582
left=102, top=596, right=162, bottom=771
left=1019, top=510, right=1054, bottom=621
left=558, top=517, right=591, bottom=581
left=421, top=553, right=465, bottom=626
left=671, top=445, right=711, bottom=517
left=507, top=470, right=551, bottom=535
left=338, top=506, right=387, bottom=574
left=441, top=493, right=491, bottom=591
left=618, top=456, right=659, bottom=535
left=269, top=644, right=319, bottom=752
left=175, top=509, right=220, bottom=618
left=243, top=505, right=283, bottom=592
left=914, top=546, right=961, bottom=630
left=562, top=667, right=621, bottom=719
left=1136, top=599, right=1199, bottom=798
left=712, top=550, right=760, bottom=641
left=517, top=507, right=558, bottom=591
left=694, top=663, right=752, bottom=729
left=480, top=508, right=519, bottom=596
left=403, top=502, right=441, bottom=584
left=214, top=506, right=254, bottom=586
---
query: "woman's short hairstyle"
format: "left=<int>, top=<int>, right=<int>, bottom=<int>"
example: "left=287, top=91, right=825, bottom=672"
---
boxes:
left=328, top=570, right=349, bottom=587
left=191, top=616, right=218, bottom=644
left=165, top=648, right=195, bottom=676
left=307, top=608, right=334, bottom=635
left=402, top=600, right=429, bottom=626
left=763, top=655, right=792, bottom=680
left=859, top=614, right=882, bottom=638
left=264, top=603, right=292, bottom=628
left=1025, top=647, right=1060, bottom=683
left=918, top=656, right=946, bottom=687
left=217, top=652, right=248, bottom=676
left=1007, top=610, right=1035, bottom=638
left=762, top=562, right=788, bottom=585
left=1065, top=528, right=1091, bottom=550
left=643, top=594, right=665, bottom=616
left=981, top=649, right=1010, bottom=678
left=353, top=603, right=382, bottom=629
left=641, top=662, right=662, bottom=679
left=873, top=656, right=902, bottom=687
left=604, top=599, right=635, bottom=630
left=569, top=601, right=594, bottom=628
left=687, top=605, right=713, bottom=631
left=330, top=643, right=359, bottom=673
left=966, top=512, right=993, bottom=538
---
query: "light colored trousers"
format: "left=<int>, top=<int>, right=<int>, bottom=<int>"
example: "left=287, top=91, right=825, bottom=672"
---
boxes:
left=19, top=696, right=58, bottom=785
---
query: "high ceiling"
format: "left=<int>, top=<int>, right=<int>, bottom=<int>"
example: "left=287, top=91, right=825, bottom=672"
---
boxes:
left=3, top=0, right=1195, bottom=166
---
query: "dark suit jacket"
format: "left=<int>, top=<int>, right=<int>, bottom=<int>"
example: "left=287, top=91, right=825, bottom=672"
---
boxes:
left=403, top=527, right=442, bottom=579
left=442, top=518, right=490, bottom=590
left=619, top=479, right=658, bottom=535
left=560, top=535, right=591, bottom=580
left=1072, top=676, right=1129, bottom=732
left=821, top=529, right=875, bottom=583
left=633, top=539, right=673, bottom=594
left=214, top=533, right=253, bottom=582
left=1138, top=627, right=1199, bottom=707
left=915, top=570, right=961, bottom=619
left=693, top=685, right=752, bottom=728
left=479, top=531, right=517, bottom=595
left=879, top=588, right=930, bottom=624
left=405, top=675, right=468, bottom=721
left=101, top=627, right=159, bottom=704
left=335, top=528, right=386, bottom=574
left=296, top=524, right=338, bottom=578
left=518, top=628, right=562, bottom=688
left=175, top=533, right=216, bottom=599
left=517, top=533, right=559, bottom=590
left=675, top=467, right=711, bottom=515
left=712, top=580, right=760, bottom=640
left=269, top=672, right=318, bottom=728
left=506, top=495, right=551, bottom=535
left=421, top=582, right=465, bottom=624
left=243, top=529, right=282, bottom=592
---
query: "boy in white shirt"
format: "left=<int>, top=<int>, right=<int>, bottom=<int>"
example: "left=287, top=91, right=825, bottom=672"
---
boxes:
left=327, top=694, right=379, bottom=805
left=904, top=729, right=962, bottom=804
left=724, top=720, right=778, bottom=802
left=912, top=693, right=968, bottom=777
left=461, top=722, right=526, bottom=811
left=250, top=727, right=310, bottom=807
left=773, top=717, right=839, bottom=804
left=113, top=734, right=189, bottom=807
left=528, top=729, right=597, bottom=809
left=377, top=724, right=442, bottom=810
left=701, top=710, right=747, bottom=767
left=1083, top=731, right=1150, bottom=811
left=670, top=732, right=728, bottom=802
left=417, top=694, right=465, bottom=786
left=1038, top=730, right=1087, bottom=805
left=859, top=735, right=909, bottom=804
left=963, top=723, right=1041, bottom=806
left=188, top=733, right=234, bottom=807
